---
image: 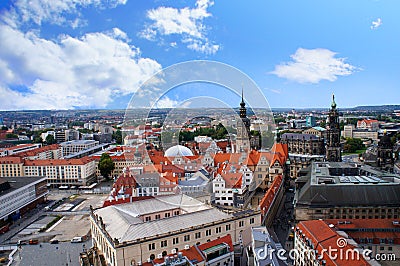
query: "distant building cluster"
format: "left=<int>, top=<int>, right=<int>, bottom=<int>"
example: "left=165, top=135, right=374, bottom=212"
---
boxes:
left=1, top=94, right=400, bottom=266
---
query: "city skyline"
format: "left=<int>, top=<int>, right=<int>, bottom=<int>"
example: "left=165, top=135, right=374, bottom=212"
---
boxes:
left=0, top=0, right=399, bottom=111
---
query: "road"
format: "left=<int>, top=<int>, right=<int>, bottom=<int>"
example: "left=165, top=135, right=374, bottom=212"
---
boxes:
left=0, top=208, right=46, bottom=245
left=272, top=189, right=295, bottom=247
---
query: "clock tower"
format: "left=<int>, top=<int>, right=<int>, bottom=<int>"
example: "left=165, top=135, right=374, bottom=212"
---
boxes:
left=325, top=94, right=342, bottom=162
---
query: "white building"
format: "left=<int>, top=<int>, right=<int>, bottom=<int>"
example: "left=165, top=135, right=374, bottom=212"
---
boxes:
left=212, top=164, right=254, bottom=207
left=60, top=140, right=100, bottom=157
left=90, top=194, right=261, bottom=266
left=24, top=157, right=96, bottom=187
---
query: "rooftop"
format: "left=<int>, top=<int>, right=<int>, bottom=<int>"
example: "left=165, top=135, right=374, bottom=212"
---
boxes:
left=24, top=156, right=94, bottom=166
left=0, top=176, right=47, bottom=197
left=60, top=140, right=99, bottom=145
left=296, top=162, right=400, bottom=207
left=93, top=194, right=239, bottom=243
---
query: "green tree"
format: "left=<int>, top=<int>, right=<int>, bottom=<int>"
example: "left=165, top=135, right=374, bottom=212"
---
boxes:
left=45, top=134, right=57, bottom=145
left=5, top=133, right=18, bottom=139
left=98, top=153, right=115, bottom=181
left=214, top=123, right=228, bottom=139
left=33, top=135, right=43, bottom=143
left=274, top=117, right=286, bottom=124
left=343, top=138, right=365, bottom=153
left=113, top=129, right=122, bottom=144
left=1, top=126, right=8, bottom=130
left=78, top=128, right=93, bottom=134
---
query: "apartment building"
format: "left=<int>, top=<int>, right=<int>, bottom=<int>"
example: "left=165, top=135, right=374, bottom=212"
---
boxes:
left=325, top=219, right=400, bottom=260
left=17, top=144, right=61, bottom=160
left=24, top=157, right=96, bottom=187
left=60, top=140, right=99, bottom=157
left=294, top=220, right=372, bottom=265
left=0, top=157, right=24, bottom=177
left=0, top=143, right=42, bottom=157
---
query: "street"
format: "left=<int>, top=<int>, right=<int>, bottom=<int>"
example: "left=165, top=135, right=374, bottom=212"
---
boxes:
left=272, top=188, right=295, bottom=249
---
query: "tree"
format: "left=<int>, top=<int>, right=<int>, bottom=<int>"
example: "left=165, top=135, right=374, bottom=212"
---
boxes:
left=113, top=129, right=122, bottom=145
left=45, top=134, right=57, bottom=145
left=343, top=138, right=365, bottom=153
left=214, top=123, right=228, bottom=139
left=98, top=153, right=115, bottom=181
left=1, top=126, right=8, bottom=130
left=33, top=135, right=43, bottom=143
left=5, top=133, right=18, bottom=139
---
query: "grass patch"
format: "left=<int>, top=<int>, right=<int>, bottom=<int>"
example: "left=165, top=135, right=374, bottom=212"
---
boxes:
left=39, top=215, right=62, bottom=232
left=342, top=148, right=367, bottom=156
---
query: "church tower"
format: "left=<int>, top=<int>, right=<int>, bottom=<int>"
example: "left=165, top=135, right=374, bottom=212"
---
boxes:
left=325, top=94, right=342, bottom=162
left=236, top=89, right=251, bottom=152
left=377, top=130, right=394, bottom=172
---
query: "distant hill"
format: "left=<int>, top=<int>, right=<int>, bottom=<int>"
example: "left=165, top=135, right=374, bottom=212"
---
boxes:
left=351, top=105, right=400, bottom=111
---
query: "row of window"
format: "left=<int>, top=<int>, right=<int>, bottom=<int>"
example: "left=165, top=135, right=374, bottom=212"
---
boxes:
left=147, top=220, right=255, bottom=251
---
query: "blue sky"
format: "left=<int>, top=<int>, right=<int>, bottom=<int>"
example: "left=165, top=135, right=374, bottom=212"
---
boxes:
left=0, top=0, right=399, bottom=110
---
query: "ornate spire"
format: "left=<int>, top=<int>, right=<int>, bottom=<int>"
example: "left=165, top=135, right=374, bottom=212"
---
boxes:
left=240, top=86, right=245, bottom=108
left=331, top=93, right=337, bottom=109
left=239, top=87, right=247, bottom=118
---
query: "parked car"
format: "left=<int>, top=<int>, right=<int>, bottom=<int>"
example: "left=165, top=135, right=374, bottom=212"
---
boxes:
left=71, top=236, right=82, bottom=243
left=29, top=239, right=38, bottom=245
left=50, top=239, right=59, bottom=244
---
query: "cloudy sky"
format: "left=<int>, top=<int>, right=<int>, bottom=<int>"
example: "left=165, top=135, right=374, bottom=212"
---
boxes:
left=0, top=0, right=399, bottom=110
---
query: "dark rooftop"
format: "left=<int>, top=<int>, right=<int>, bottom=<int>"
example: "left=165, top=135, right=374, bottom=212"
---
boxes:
left=0, top=176, right=46, bottom=197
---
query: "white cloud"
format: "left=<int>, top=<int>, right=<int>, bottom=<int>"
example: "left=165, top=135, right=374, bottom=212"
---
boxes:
left=154, top=97, right=179, bottom=108
left=268, top=88, right=281, bottom=94
left=371, top=18, right=382, bottom=30
left=270, top=48, right=358, bottom=84
left=183, top=37, right=219, bottom=55
left=0, top=24, right=161, bottom=110
left=1, top=0, right=127, bottom=28
left=140, top=0, right=219, bottom=54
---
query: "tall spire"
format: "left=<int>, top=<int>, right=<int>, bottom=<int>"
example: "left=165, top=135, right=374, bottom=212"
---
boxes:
left=240, top=85, right=245, bottom=108
left=331, top=93, right=337, bottom=109
left=240, top=86, right=247, bottom=118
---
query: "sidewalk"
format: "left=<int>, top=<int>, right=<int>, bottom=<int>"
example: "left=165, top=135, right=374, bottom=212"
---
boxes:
left=0, top=208, right=45, bottom=244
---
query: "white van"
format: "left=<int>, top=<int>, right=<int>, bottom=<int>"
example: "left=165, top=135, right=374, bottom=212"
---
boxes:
left=71, top=236, right=82, bottom=243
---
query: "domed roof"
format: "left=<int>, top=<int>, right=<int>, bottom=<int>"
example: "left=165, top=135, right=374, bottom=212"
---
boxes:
left=164, top=145, right=193, bottom=157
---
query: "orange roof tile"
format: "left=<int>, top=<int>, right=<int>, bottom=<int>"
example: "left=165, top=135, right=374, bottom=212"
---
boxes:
left=24, top=156, right=94, bottom=166
left=259, top=175, right=283, bottom=217
left=0, top=156, right=24, bottom=164
left=220, top=172, right=242, bottom=189
left=198, top=234, right=233, bottom=252
left=297, top=220, right=370, bottom=266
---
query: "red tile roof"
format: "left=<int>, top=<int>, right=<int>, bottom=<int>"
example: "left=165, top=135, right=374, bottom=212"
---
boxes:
left=220, top=172, right=242, bottom=189
left=17, top=144, right=60, bottom=158
left=24, top=156, right=94, bottom=166
left=259, top=175, right=283, bottom=217
left=0, top=156, right=24, bottom=164
left=324, top=219, right=400, bottom=245
left=297, top=220, right=370, bottom=265
left=198, top=234, right=233, bottom=252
